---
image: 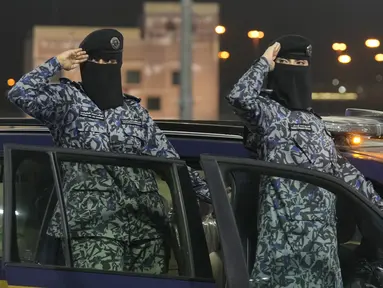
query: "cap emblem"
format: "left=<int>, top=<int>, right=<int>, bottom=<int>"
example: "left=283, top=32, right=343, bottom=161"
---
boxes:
left=110, top=37, right=120, bottom=50
left=306, top=45, right=312, bottom=57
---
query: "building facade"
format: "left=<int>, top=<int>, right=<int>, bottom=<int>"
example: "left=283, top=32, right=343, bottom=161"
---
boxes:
left=26, top=2, right=220, bottom=120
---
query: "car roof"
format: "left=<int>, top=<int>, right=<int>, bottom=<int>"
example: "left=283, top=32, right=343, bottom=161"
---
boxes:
left=0, top=118, right=245, bottom=137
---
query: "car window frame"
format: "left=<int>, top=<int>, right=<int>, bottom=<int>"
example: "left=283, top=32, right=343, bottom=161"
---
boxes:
left=2, top=144, right=214, bottom=285
left=199, top=154, right=383, bottom=288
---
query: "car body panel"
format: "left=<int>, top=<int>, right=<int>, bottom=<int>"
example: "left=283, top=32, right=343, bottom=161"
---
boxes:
left=1, top=118, right=383, bottom=288
left=4, top=265, right=214, bottom=288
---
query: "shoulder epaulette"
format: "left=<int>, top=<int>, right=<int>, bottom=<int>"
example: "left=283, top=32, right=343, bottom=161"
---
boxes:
left=123, top=94, right=141, bottom=103
left=59, top=77, right=75, bottom=85
left=307, top=107, right=322, bottom=119
left=260, top=89, right=273, bottom=96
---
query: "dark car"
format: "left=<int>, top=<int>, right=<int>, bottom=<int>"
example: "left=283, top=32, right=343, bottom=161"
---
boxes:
left=0, top=109, right=383, bottom=287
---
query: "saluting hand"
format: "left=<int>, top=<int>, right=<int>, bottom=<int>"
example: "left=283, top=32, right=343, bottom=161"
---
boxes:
left=56, top=48, right=89, bottom=71
left=262, top=42, right=281, bottom=71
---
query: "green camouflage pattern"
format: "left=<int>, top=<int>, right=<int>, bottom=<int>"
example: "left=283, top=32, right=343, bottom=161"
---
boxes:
left=72, top=236, right=167, bottom=274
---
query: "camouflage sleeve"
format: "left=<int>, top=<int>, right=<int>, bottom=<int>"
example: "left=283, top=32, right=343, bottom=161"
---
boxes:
left=7, top=57, right=67, bottom=125
left=142, top=111, right=211, bottom=203
left=334, top=154, right=383, bottom=210
left=225, top=56, right=276, bottom=129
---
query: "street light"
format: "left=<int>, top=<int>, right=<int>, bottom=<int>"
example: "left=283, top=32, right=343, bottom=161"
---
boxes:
left=180, top=0, right=193, bottom=120
left=338, top=54, right=351, bottom=64
left=332, top=43, right=347, bottom=51
left=218, top=51, right=230, bottom=59
left=215, top=25, right=226, bottom=34
left=7, top=78, right=15, bottom=87
left=248, top=30, right=264, bottom=39
left=365, top=39, right=380, bottom=48
left=375, top=54, right=383, bottom=62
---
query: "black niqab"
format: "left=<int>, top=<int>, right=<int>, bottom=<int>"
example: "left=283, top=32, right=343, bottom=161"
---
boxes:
left=266, top=35, right=313, bottom=110
left=267, top=63, right=312, bottom=110
left=79, top=29, right=124, bottom=111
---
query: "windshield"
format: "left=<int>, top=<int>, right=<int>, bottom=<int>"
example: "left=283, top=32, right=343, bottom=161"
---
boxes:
left=1, top=1, right=382, bottom=120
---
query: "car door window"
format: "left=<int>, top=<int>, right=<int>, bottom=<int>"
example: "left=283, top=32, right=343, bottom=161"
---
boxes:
left=199, top=154, right=383, bottom=288
left=3, top=144, right=214, bottom=287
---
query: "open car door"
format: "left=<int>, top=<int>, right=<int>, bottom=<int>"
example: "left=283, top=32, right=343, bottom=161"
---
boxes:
left=2, top=144, right=214, bottom=288
left=200, top=154, right=383, bottom=288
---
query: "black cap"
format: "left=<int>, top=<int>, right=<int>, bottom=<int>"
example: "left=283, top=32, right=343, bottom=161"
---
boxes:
left=79, top=29, right=123, bottom=62
left=270, top=35, right=312, bottom=60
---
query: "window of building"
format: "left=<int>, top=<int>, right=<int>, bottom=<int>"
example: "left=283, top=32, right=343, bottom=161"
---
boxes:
left=172, top=71, right=180, bottom=85
left=147, top=96, right=161, bottom=111
left=126, top=70, right=141, bottom=84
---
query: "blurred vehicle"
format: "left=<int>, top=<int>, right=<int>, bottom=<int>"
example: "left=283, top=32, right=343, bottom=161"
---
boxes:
left=0, top=108, right=383, bottom=287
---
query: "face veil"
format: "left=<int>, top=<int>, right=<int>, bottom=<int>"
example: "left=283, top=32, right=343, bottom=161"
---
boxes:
left=266, top=34, right=313, bottom=110
left=267, top=63, right=312, bottom=110
left=79, top=29, right=124, bottom=111
left=80, top=61, right=123, bottom=110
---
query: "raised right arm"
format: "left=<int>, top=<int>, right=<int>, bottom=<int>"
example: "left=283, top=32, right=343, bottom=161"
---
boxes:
left=225, top=57, right=278, bottom=129
left=7, top=57, right=68, bottom=125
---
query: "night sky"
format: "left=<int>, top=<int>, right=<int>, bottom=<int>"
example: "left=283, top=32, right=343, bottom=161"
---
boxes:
left=2, top=0, right=383, bottom=116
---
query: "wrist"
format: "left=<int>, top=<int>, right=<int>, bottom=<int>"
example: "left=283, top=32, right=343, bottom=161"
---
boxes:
left=55, top=55, right=63, bottom=69
left=260, top=56, right=271, bottom=66
left=259, top=56, right=271, bottom=72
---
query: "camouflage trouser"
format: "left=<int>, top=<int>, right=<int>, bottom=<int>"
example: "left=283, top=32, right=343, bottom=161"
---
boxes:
left=71, top=236, right=167, bottom=274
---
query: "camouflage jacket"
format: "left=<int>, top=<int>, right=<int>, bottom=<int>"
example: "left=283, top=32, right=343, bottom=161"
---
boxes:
left=226, top=57, right=383, bottom=287
left=8, top=57, right=211, bottom=239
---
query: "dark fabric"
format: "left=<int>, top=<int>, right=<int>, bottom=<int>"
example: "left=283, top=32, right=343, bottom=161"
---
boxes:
left=270, top=34, right=312, bottom=60
left=79, top=29, right=123, bottom=61
left=36, top=235, right=65, bottom=265
left=347, top=258, right=383, bottom=287
left=80, top=62, right=123, bottom=110
left=267, top=63, right=312, bottom=110
left=79, top=29, right=124, bottom=111
left=266, top=35, right=313, bottom=110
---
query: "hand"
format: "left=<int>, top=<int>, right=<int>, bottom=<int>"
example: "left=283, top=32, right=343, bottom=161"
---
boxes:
left=262, top=42, right=281, bottom=71
left=56, top=48, right=88, bottom=71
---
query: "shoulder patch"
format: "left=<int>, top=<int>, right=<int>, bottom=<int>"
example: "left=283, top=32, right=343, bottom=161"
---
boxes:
left=289, top=123, right=313, bottom=132
left=123, top=94, right=141, bottom=103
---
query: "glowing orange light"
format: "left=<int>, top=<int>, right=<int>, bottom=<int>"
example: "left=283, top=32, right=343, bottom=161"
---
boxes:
left=332, top=43, right=347, bottom=51
left=338, top=54, right=351, bottom=64
left=7, top=78, right=15, bottom=87
left=218, top=51, right=230, bottom=59
left=365, top=39, right=380, bottom=48
left=375, top=54, right=383, bottom=62
left=215, top=25, right=226, bottom=34
left=351, top=136, right=362, bottom=145
left=332, top=43, right=338, bottom=50
left=248, top=30, right=264, bottom=39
